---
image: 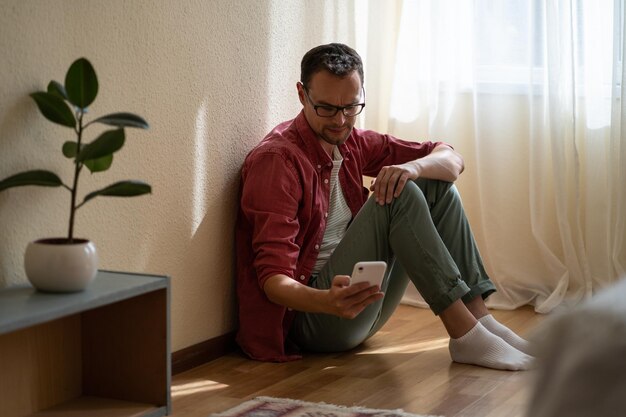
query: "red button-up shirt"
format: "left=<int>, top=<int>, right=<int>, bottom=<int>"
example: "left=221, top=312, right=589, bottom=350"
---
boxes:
left=235, top=111, right=442, bottom=361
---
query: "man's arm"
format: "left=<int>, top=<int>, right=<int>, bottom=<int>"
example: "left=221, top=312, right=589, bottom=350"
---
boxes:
left=370, top=144, right=464, bottom=205
left=263, top=274, right=384, bottom=319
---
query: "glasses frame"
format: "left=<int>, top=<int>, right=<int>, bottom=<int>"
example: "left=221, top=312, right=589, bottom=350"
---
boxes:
left=300, top=83, right=366, bottom=118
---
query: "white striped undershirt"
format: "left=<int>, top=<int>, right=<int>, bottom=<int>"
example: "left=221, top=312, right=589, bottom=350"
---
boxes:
left=311, top=147, right=353, bottom=274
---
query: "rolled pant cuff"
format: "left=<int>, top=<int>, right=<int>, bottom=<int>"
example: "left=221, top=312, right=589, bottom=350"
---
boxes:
left=461, top=280, right=497, bottom=304
left=430, top=279, right=471, bottom=315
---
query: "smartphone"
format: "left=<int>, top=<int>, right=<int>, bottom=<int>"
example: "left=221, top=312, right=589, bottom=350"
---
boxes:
left=350, top=261, right=387, bottom=287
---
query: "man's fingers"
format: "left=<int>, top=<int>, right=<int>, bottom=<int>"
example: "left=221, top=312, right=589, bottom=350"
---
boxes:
left=373, top=169, right=387, bottom=204
left=344, top=285, right=382, bottom=309
left=385, top=171, right=403, bottom=203
left=332, top=275, right=351, bottom=288
left=375, top=168, right=405, bottom=205
left=394, top=174, right=409, bottom=198
left=372, top=164, right=418, bottom=205
left=375, top=167, right=396, bottom=205
left=342, top=291, right=385, bottom=319
left=329, top=278, right=382, bottom=318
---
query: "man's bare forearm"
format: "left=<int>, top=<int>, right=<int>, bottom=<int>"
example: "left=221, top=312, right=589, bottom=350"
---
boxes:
left=263, top=274, right=328, bottom=313
left=413, top=144, right=465, bottom=182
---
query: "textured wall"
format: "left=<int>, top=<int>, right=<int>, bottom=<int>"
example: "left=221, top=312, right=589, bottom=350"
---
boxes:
left=0, top=0, right=355, bottom=351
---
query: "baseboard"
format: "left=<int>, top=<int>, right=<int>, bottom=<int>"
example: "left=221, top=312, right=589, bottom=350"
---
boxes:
left=172, top=331, right=237, bottom=375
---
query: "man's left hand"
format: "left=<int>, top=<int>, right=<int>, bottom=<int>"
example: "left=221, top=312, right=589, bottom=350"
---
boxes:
left=370, top=163, right=419, bottom=205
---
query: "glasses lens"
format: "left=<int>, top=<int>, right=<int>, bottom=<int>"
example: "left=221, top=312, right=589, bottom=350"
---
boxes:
left=316, top=106, right=338, bottom=117
left=343, top=104, right=365, bottom=117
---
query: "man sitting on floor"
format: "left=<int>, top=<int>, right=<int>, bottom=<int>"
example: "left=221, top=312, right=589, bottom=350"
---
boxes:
left=235, top=43, right=533, bottom=370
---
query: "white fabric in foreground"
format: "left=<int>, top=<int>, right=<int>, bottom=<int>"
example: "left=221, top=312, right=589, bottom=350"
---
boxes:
left=526, top=277, right=626, bottom=417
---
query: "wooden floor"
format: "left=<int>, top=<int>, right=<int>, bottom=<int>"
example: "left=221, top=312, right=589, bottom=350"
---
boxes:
left=171, top=305, right=543, bottom=417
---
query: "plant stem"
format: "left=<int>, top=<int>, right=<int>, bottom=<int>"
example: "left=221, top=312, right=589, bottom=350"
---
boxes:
left=68, top=110, right=84, bottom=242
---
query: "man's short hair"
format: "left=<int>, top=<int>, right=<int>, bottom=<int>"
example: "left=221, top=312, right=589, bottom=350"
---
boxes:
left=300, top=43, right=364, bottom=88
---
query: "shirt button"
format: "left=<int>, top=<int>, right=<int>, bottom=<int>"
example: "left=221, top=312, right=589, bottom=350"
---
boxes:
left=317, top=164, right=322, bottom=169
left=299, top=275, right=305, bottom=281
left=324, top=179, right=329, bottom=184
left=314, top=244, right=320, bottom=250
left=325, top=212, right=329, bottom=218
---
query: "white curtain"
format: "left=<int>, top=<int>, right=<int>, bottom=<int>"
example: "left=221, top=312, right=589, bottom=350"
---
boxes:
left=354, top=0, right=626, bottom=312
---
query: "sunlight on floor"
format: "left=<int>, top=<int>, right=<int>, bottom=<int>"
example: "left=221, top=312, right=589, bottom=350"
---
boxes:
left=172, top=379, right=229, bottom=398
left=357, top=337, right=449, bottom=355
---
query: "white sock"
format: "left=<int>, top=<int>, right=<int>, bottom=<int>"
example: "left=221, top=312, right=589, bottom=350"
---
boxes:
left=478, top=314, right=533, bottom=355
left=448, top=322, right=534, bottom=371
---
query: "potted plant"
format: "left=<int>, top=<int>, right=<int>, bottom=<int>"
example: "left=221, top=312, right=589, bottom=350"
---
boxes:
left=0, top=58, right=151, bottom=292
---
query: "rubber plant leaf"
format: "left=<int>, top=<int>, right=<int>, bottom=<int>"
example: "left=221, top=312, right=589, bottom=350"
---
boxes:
left=84, top=154, right=114, bottom=173
left=83, top=180, right=151, bottom=203
left=47, top=80, right=68, bottom=101
left=30, top=92, right=76, bottom=128
left=65, top=58, right=98, bottom=109
left=0, top=170, right=63, bottom=192
left=76, top=129, right=125, bottom=163
left=91, top=112, right=149, bottom=129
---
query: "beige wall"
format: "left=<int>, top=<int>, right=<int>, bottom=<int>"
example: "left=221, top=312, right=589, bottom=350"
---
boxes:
left=0, top=0, right=356, bottom=351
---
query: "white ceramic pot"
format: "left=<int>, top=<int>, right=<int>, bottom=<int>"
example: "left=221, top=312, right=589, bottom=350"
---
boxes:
left=24, top=238, right=98, bottom=292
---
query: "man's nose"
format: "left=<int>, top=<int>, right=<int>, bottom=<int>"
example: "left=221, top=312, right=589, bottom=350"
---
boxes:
left=332, top=110, right=346, bottom=125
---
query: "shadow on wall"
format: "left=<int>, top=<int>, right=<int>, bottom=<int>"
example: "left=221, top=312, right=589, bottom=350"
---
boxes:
left=135, top=0, right=283, bottom=345
left=136, top=0, right=361, bottom=346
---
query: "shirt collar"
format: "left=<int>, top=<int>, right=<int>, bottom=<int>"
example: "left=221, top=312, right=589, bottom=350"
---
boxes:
left=295, top=110, right=352, bottom=165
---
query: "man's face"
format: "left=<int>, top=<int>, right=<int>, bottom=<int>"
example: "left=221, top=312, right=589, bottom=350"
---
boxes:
left=298, top=70, right=364, bottom=152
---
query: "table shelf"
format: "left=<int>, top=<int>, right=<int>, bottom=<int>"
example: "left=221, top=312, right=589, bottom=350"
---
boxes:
left=0, top=270, right=171, bottom=417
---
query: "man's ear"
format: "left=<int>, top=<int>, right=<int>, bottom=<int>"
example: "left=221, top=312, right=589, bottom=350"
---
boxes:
left=296, top=82, right=305, bottom=106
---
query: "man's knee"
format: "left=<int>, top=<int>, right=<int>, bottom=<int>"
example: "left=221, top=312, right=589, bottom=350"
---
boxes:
left=408, top=178, right=457, bottom=210
left=393, top=179, right=429, bottom=209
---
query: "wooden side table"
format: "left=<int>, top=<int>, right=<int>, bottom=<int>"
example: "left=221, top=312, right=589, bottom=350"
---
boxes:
left=0, top=270, right=171, bottom=417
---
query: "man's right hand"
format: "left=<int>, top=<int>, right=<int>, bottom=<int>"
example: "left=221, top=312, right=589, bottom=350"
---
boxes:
left=325, top=275, right=384, bottom=319
left=263, top=273, right=384, bottom=319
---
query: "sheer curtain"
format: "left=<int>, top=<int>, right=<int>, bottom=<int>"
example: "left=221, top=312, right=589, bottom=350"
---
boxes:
left=354, top=0, right=626, bottom=312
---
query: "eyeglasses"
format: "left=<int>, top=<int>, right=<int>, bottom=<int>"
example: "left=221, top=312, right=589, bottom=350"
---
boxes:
left=301, top=84, right=366, bottom=118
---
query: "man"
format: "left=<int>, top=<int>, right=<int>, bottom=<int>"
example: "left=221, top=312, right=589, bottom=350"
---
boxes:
left=235, top=43, right=533, bottom=370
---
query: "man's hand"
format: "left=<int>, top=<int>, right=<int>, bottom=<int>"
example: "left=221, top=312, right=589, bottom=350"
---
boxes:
left=325, top=275, right=384, bottom=319
left=369, top=145, right=465, bottom=205
left=370, top=163, right=419, bottom=205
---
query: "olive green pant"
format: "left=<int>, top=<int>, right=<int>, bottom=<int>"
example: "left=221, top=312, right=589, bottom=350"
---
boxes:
left=289, top=178, right=496, bottom=352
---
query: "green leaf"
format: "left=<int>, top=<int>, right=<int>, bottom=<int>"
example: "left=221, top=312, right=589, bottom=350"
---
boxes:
left=0, top=170, right=63, bottom=192
left=76, top=129, right=125, bottom=163
left=47, top=80, right=68, bottom=100
left=91, top=112, right=149, bottom=129
left=62, top=141, right=79, bottom=158
left=65, top=58, right=98, bottom=109
left=83, top=180, right=151, bottom=203
left=30, top=92, right=76, bottom=128
left=84, top=154, right=113, bottom=173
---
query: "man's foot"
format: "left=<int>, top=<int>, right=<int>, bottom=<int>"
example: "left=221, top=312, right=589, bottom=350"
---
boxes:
left=449, top=322, right=534, bottom=371
left=478, top=314, right=533, bottom=355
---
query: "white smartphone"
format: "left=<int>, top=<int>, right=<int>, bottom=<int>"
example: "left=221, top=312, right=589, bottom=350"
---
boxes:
left=350, top=261, right=387, bottom=287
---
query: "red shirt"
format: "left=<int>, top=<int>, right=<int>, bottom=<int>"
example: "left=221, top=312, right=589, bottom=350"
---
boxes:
left=235, top=111, right=442, bottom=361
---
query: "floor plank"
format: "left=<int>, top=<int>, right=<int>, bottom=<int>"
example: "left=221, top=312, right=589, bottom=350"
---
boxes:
left=171, top=305, right=543, bottom=417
